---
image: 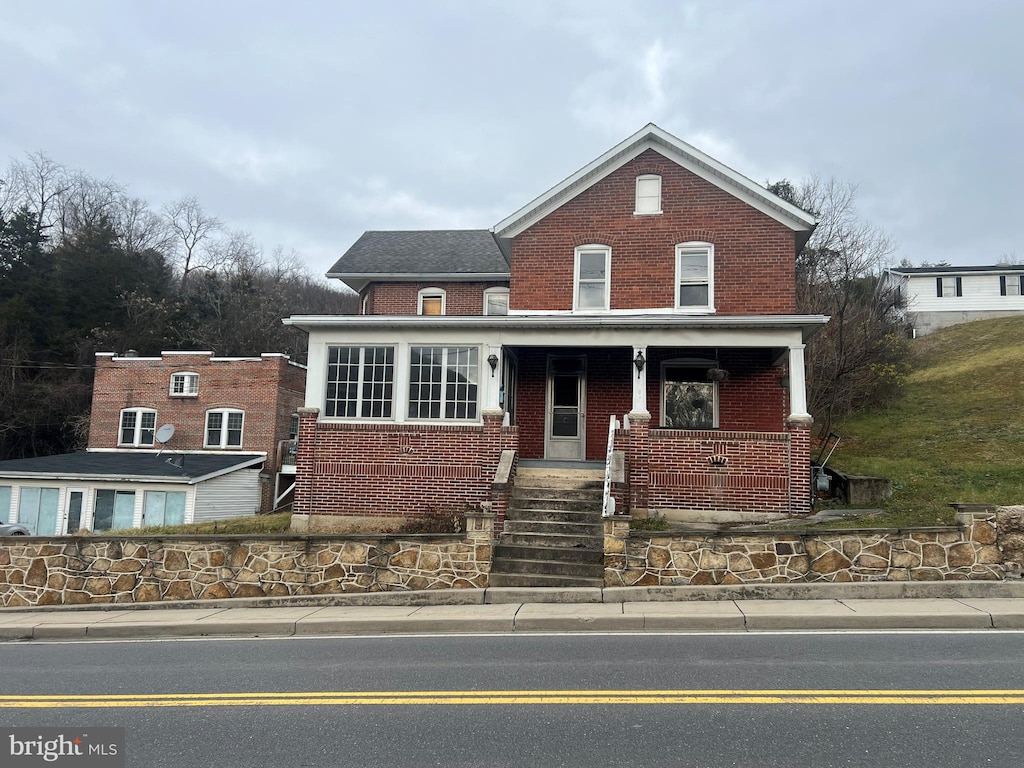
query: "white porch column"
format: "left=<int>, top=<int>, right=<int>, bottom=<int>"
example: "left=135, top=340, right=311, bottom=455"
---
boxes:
left=786, top=344, right=814, bottom=425
left=483, top=344, right=502, bottom=413
left=630, top=345, right=650, bottom=419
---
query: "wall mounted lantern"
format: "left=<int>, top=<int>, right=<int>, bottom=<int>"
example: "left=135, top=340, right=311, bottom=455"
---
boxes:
left=487, top=353, right=499, bottom=377
left=633, top=349, right=646, bottom=377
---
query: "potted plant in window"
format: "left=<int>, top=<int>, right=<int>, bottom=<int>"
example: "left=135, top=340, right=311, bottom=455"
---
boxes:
left=706, top=367, right=729, bottom=382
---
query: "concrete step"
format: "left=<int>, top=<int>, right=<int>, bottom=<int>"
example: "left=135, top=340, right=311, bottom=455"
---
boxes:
left=510, top=493, right=603, bottom=509
left=488, top=572, right=605, bottom=588
left=505, top=506, right=603, bottom=523
left=503, top=519, right=602, bottom=537
left=514, top=467, right=605, bottom=491
left=501, top=532, right=604, bottom=549
left=493, top=544, right=604, bottom=564
left=490, top=557, right=605, bottom=579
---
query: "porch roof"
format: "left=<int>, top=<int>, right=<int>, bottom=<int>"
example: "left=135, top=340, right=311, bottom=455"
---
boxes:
left=285, top=312, right=830, bottom=342
left=0, top=452, right=266, bottom=485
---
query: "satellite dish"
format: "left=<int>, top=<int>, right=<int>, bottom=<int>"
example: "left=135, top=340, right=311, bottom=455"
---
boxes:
left=154, top=424, right=176, bottom=444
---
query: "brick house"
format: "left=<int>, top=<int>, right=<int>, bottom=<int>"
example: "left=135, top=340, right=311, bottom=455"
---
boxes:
left=285, top=124, right=827, bottom=534
left=0, top=352, right=305, bottom=534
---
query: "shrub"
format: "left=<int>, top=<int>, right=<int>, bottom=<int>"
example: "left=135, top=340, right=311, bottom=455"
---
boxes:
left=397, top=507, right=465, bottom=534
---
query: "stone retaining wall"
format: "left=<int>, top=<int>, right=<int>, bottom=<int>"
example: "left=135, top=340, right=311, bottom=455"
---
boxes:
left=604, top=509, right=1005, bottom=586
left=0, top=535, right=491, bottom=607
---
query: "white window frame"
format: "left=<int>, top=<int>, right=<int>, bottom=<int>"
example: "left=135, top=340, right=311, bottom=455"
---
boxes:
left=675, top=241, right=715, bottom=313
left=660, top=360, right=719, bottom=429
left=205, top=408, right=244, bottom=448
left=169, top=371, right=199, bottom=397
left=483, top=287, right=510, bottom=316
left=574, top=245, right=611, bottom=312
left=119, top=408, right=157, bottom=447
left=407, top=346, right=480, bottom=421
left=635, top=174, right=662, bottom=215
left=417, top=287, right=446, bottom=316
left=324, top=345, right=395, bottom=420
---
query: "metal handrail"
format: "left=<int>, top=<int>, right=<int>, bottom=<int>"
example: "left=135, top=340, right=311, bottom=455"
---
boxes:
left=602, top=414, right=620, bottom=517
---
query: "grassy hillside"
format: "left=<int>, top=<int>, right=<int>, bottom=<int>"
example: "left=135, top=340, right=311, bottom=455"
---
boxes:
left=826, top=315, right=1024, bottom=526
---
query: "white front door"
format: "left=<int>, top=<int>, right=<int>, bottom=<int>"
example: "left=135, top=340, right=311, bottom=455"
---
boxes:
left=63, top=488, right=86, bottom=534
left=545, top=356, right=586, bottom=460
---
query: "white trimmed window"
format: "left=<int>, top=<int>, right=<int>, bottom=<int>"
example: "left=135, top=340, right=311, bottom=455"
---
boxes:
left=483, top=287, right=509, bottom=316
left=936, top=276, right=962, bottom=297
left=661, top=363, right=718, bottom=429
left=1000, top=275, right=1023, bottom=296
left=408, top=346, right=479, bottom=420
left=676, top=242, right=714, bottom=312
left=635, top=174, right=662, bottom=215
left=325, top=346, right=395, bottom=419
left=205, top=408, right=244, bottom=448
left=574, top=245, right=610, bottom=311
left=169, top=372, right=199, bottom=397
left=418, top=288, right=446, bottom=316
left=119, top=408, right=157, bottom=447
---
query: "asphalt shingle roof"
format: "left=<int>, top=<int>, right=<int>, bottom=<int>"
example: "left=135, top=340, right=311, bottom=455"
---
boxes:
left=0, top=452, right=264, bottom=482
left=327, top=230, right=510, bottom=276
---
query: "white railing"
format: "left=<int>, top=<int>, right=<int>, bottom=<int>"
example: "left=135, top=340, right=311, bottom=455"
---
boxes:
left=602, top=414, right=621, bottom=517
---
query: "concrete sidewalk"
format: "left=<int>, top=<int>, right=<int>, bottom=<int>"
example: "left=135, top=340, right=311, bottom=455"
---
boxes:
left=2, top=586, right=1024, bottom=640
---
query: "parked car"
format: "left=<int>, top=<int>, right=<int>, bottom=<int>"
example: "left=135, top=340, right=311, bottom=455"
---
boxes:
left=0, top=523, right=29, bottom=536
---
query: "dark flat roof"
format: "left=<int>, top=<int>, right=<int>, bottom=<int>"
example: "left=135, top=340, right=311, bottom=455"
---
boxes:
left=890, top=265, right=1024, bottom=275
left=0, top=452, right=264, bottom=483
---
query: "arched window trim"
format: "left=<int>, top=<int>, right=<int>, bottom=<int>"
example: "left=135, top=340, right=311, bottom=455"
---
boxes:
left=205, top=408, right=245, bottom=448
left=169, top=371, right=199, bottom=397
left=482, top=287, right=510, bottom=316
left=635, top=174, right=662, bottom=215
left=417, top=287, right=446, bottom=316
left=119, top=407, right=157, bottom=447
left=675, top=241, right=715, bottom=313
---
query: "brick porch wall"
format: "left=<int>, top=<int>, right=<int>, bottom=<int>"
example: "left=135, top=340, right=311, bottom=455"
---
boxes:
left=294, top=410, right=518, bottom=519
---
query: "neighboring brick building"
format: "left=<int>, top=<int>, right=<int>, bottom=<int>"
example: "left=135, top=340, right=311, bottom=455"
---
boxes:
left=286, top=124, right=827, bottom=529
left=0, top=352, right=305, bottom=534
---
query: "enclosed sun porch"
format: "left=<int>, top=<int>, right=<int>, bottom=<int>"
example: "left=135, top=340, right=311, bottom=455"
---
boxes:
left=287, top=314, right=827, bottom=529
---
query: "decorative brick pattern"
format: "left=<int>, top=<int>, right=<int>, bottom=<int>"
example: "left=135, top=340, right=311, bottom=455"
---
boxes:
left=294, top=409, right=517, bottom=520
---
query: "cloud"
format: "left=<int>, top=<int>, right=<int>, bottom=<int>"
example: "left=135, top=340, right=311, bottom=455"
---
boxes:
left=336, top=177, right=507, bottom=230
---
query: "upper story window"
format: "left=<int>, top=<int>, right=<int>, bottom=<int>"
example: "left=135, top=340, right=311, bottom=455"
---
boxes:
left=169, top=372, right=199, bottom=397
left=119, top=408, right=156, bottom=447
left=325, top=345, right=395, bottom=419
left=936, top=276, right=962, bottom=297
left=418, top=288, right=446, bottom=316
left=205, top=408, right=244, bottom=448
left=1000, top=275, right=1023, bottom=296
left=483, top=288, right=509, bottom=316
left=635, top=174, right=662, bottom=215
left=408, top=346, right=479, bottom=420
left=676, top=242, right=714, bottom=312
left=574, top=246, right=610, bottom=311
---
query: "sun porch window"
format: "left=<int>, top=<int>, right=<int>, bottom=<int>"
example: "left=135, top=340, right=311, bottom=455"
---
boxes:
left=325, top=346, right=395, bottom=419
left=408, top=346, right=479, bottom=420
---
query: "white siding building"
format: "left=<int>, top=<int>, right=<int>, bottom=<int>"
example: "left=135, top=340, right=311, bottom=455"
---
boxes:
left=885, top=265, right=1024, bottom=336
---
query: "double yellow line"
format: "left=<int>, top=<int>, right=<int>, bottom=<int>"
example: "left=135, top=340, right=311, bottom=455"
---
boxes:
left=1, top=690, right=1023, bottom=708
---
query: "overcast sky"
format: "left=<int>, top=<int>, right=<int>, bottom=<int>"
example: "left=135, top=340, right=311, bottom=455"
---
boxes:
left=1, top=0, right=1020, bottom=278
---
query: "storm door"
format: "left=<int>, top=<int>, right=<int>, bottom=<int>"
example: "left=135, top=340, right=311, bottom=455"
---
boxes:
left=545, top=356, right=586, bottom=460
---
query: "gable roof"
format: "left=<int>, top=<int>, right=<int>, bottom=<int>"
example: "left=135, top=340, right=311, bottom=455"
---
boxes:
left=0, top=452, right=265, bottom=485
left=493, top=123, right=818, bottom=247
left=326, top=230, right=509, bottom=292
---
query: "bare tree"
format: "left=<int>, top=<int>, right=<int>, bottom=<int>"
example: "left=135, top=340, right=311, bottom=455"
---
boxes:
left=163, top=195, right=223, bottom=289
left=770, top=177, right=909, bottom=436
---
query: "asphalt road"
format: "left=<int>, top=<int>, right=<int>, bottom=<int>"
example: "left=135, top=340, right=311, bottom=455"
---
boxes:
left=2, top=631, right=1023, bottom=767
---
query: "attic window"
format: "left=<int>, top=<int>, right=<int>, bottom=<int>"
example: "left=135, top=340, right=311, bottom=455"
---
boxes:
left=483, top=288, right=509, bottom=316
left=635, top=175, right=662, bottom=215
left=418, top=288, right=446, bottom=316
left=169, top=372, right=199, bottom=397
